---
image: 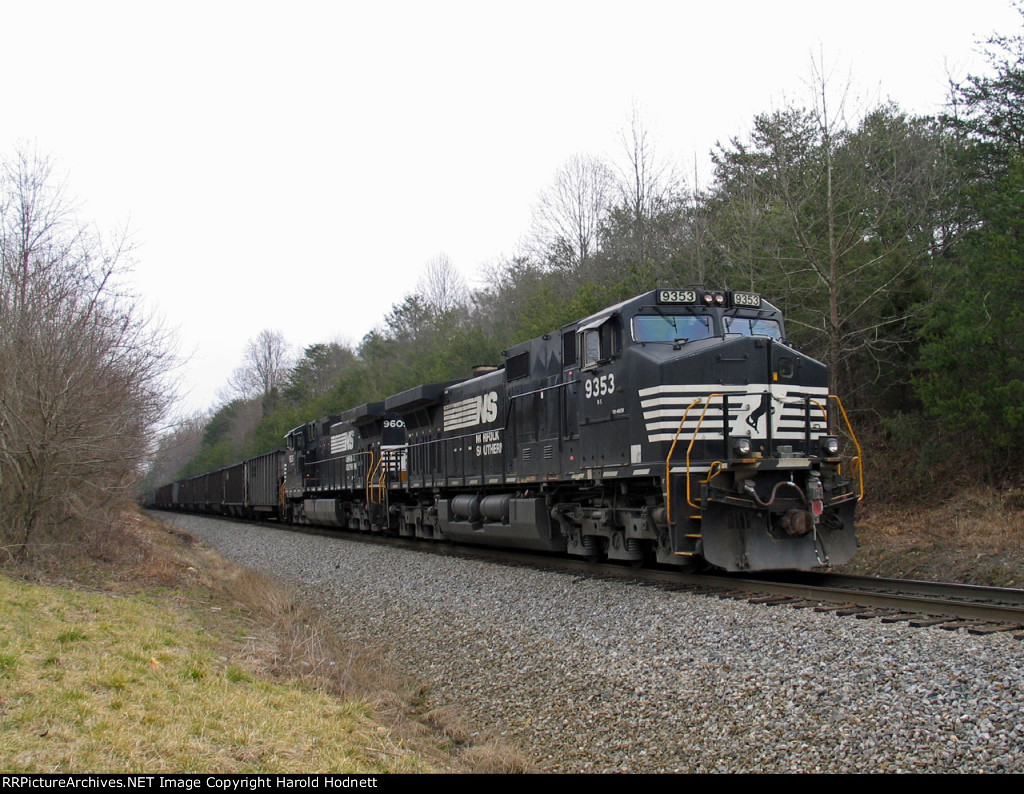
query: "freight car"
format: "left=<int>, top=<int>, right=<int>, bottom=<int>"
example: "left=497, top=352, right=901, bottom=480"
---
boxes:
left=152, top=449, right=285, bottom=521
left=149, top=288, right=862, bottom=572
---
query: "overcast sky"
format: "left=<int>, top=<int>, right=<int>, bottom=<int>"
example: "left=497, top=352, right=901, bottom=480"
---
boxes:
left=2, top=0, right=1019, bottom=419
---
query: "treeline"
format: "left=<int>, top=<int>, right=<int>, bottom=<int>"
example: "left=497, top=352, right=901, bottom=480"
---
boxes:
left=151, top=23, right=1024, bottom=493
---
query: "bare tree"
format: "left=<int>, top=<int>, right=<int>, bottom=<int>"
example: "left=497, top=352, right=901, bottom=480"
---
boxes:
left=0, top=148, right=173, bottom=558
left=417, top=254, right=467, bottom=317
left=227, top=329, right=292, bottom=416
left=589, top=105, right=689, bottom=290
left=529, top=154, right=615, bottom=272
left=617, top=106, right=684, bottom=229
left=143, top=411, right=209, bottom=488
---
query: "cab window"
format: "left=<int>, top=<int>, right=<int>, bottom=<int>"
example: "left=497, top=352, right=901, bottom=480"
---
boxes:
left=633, top=314, right=712, bottom=343
left=583, top=330, right=600, bottom=364
left=579, top=317, right=619, bottom=368
left=724, top=316, right=782, bottom=339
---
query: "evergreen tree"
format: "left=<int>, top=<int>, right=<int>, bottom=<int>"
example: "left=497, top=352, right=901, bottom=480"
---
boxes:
left=917, top=156, right=1024, bottom=471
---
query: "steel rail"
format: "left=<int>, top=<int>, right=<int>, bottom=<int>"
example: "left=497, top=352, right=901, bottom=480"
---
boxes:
left=702, top=571, right=1024, bottom=625
left=151, top=511, right=1024, bottom=631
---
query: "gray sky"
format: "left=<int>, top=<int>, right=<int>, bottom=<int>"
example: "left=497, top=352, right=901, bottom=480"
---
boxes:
left=2, top=0, right=1019, bottom=418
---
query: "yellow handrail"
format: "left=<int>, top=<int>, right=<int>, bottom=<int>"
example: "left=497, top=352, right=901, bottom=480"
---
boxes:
left=664, top=398, right=703, bottom=525
left=828, top=394, right=864, bottom=501
left=376, top=450, right=390, bottom=497
left=365, top=449, right=381, bottom=505
left=684, top=394, right=727, bottom=510
left=663, top=390, right=865, bottom=528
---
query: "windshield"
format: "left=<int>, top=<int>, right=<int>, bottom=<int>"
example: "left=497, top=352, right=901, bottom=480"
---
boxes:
left=724, top=316, right=782, bottom=339
left=633, top=314, right=712, bottom=343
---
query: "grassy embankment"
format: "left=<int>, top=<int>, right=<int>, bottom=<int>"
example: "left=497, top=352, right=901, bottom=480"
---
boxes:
left=0, top=511, right=529, bottom=773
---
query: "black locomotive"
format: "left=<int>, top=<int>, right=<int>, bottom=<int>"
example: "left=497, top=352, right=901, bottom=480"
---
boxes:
left=149, top=288, right=862, bottom=572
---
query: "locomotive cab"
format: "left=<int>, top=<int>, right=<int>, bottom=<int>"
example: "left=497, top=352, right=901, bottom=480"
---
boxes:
left=607, top=288, right=861, bottom=571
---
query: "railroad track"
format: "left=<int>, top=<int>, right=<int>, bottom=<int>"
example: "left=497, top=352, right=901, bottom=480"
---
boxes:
left=712, top=571, right=1024, bottom=635
left=156, top=511, right=1024, bottom=638
left=574, top=565, right=1024, bottom=637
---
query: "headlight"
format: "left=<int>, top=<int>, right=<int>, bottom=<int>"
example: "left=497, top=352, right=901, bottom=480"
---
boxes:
left=732, top=437, right=753, bottom=457
left=820, top=436, right=840, bottom=456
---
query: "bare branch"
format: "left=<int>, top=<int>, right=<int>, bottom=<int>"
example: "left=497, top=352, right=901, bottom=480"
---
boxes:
left=0, top=146, right=174, bottom=557
left=528, top=154, right=615, bottom=272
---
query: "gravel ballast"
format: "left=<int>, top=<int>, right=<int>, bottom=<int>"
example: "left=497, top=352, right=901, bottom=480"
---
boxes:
left=164, top=514, right=1024, bottom=773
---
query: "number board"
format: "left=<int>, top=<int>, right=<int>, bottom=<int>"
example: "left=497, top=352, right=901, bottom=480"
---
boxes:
left=656, top=289, right=697, bottom=304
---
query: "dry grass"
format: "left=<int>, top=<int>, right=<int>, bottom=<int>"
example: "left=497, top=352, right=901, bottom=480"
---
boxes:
left=0, top=572, right=420, bottom=772
left=419, top=706, right=535, bottom=773
left=0, top=507, right=534, bottom=773
left=837, top=485, right=1024, bottom=587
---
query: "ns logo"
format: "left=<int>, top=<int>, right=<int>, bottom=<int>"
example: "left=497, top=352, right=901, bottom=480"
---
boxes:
left=445, top=390, right=499, bottom=430
left=475, top=391, right=499, bottom=424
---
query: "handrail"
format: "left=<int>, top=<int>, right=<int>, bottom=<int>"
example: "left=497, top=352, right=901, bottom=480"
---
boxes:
left=663, top=397, right=703, bottom=525
left=684, top=395, right=727, bottom=510
left=662, top=389, right=864, bottom=526
left=828, top=394, right=865, bottom=501
left=376, top=450, right=391, bottom=498
left=365, top=449, right=380, bottom=505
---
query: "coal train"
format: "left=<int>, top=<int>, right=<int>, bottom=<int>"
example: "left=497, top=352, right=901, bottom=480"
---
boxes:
left=147, top=288, right=863, bottom=572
